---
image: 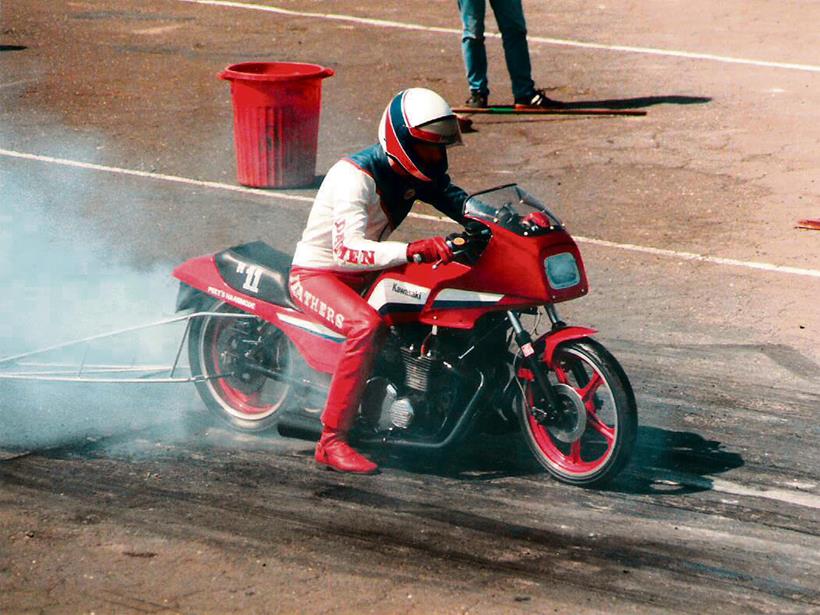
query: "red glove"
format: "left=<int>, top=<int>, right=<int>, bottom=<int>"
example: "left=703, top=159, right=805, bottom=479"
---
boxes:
left=522, top=211, right=552, bottom=229
left=407, top=236, right=454, bottom=264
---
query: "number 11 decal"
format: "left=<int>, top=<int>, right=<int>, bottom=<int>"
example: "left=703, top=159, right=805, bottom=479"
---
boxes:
left=236, top=262, right=263, bottom=294
left=243, top=266, right=263, bottom=293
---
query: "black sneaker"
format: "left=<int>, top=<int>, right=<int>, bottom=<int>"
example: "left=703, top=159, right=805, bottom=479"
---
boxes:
left=514, top=88, right=566, bottom=109
left=464, top=91, right=488, bottom=108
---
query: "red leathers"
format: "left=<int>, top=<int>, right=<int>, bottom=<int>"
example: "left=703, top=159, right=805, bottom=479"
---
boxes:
left=288, top=268, right=384, bottom=474
left=287, top=269, right=385, bottom=435
left=289, top=89, right=466, bottom=474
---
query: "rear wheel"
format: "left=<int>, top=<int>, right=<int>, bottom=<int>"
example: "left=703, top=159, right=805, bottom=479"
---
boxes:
left=517, top=339, right=637, bottom=487
left=188, top=300, right=293, bottom=432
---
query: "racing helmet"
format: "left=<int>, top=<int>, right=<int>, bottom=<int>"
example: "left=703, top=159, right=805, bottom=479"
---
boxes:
left=378, top=88, right=462, bottom=182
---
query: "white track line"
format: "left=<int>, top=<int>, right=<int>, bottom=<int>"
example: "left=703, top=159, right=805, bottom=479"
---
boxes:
left=0, top=79, right=35, bottom=90
left=0, top=148, right=312, bottom=204
left=2, top=147, right=820, bottom=279
left=710, top=476, right=820, bottom=510
left=177, top=0, right=820, bottom=74
left=577, top=237, right=820, bottom=279
left=644, top=467, right=820, bottom=510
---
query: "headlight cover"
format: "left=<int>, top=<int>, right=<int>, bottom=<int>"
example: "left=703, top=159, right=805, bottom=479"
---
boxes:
left=545, top=252, right=580, bottom=290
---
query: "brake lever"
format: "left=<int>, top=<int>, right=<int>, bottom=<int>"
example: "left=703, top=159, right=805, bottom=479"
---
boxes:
left=433, top=236, right=469, bottom=270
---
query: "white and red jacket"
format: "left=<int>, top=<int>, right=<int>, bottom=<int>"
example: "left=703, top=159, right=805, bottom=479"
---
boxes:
left=292, top=144, right=467, bottom=272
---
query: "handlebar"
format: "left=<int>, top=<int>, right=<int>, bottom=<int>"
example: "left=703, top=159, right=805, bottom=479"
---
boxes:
left=410, top=227, right=491, bottom=269
left=433, top=229, right=490, bottom=269
left=431, top=236, right=466, bottom=269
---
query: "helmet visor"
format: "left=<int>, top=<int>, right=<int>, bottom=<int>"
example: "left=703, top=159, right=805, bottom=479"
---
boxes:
left=412, top=115, right=463, bottom=147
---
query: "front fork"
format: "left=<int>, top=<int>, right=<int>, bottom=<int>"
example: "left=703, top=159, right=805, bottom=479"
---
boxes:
left=506, top=308, right=564, bottom=423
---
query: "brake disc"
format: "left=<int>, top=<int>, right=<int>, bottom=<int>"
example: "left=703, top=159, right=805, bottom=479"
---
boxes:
left=547, top=383, right=587, bottom=443
left=219, top=332, right=266, bottom=393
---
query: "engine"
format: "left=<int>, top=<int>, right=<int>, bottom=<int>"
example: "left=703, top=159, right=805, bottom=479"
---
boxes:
left=359, top=316, right=509, bottom=436
left=400, top=346, right=439, bottom=393
left=361, top=381, right=415, bottom=431
left=360, top=329, right=456, bottom=434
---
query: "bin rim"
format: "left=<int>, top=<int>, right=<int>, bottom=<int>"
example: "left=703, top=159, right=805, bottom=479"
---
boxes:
left=219, top=61, right=335, bottom=82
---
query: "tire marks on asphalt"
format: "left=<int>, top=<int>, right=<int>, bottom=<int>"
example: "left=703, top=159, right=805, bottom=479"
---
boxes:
left=2, top=452, right=818, bottom=611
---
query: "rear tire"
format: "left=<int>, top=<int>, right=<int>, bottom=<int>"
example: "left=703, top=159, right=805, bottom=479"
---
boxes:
left=188, top=300, right=293, bottom=432
left=517, top=338, right=637, bottom=487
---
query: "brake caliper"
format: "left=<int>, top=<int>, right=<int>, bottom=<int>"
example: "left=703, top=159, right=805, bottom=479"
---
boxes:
left=517, top=367, right=562, bottom=425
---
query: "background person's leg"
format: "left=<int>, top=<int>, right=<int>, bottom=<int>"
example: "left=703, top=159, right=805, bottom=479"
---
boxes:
left=489, top=0, right=535, bottom=101
left=458, top=0, right=490, bottom=98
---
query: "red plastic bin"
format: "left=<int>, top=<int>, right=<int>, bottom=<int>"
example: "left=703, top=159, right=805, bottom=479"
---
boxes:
left=219, top=62, right=334, bottom=188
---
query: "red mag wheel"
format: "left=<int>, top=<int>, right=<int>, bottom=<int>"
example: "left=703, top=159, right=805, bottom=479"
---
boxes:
left=517, top=339, right=637, bottom=487
left=188, top=300, right=293, bottom=432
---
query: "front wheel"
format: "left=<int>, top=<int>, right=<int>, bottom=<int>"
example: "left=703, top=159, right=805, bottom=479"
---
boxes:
left=516, top=338, right=637, bottom=487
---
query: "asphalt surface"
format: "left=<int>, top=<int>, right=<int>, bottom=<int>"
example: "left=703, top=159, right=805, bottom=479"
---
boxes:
left=1, top=1, right=819, bottom=613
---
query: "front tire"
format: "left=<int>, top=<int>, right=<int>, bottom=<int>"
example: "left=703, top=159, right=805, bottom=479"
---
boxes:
left=517, top=339, right=637, bottom=487
left=188, top=300, right=293, bottom=432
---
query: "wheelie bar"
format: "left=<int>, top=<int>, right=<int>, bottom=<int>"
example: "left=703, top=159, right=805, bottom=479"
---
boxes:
left=506, top=311, right=562, bottom=420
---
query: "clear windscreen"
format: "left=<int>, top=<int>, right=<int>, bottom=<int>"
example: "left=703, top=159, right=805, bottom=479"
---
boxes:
left=464, top=184, right=562, bottom=233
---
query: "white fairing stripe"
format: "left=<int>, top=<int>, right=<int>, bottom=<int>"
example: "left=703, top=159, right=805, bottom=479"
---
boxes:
left=367, top=279, right=431, bottom=311
left=434, top=289, right=504, bottom=304
left=277, top=313, right=345, bottom=341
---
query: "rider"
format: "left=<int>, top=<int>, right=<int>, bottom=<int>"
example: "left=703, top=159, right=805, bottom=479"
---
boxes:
left=289, top=88, right=468, bottom=474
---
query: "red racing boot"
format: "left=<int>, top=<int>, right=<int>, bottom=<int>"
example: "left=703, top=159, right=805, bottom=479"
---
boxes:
left=315, top=428, right=378, bottom=474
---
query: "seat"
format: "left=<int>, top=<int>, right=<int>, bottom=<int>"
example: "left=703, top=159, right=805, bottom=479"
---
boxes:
left=214, top=241, right=298, bottom=310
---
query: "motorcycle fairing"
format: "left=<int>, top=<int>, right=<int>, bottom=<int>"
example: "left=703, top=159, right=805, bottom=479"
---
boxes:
left=175, top=198, right=591, bottom=369
left=361, top=218, right=588, bottom=329
left=455, top=221, right=588, bottom=304
left=172, top=255, right=342, bottom=373
left=429, top=288, right=505, bottom=309
left=366, top=277, right=432, bottom=316
left=174, top=255, right=263, bottom=313
left=366, top=273, right=523, bottom=330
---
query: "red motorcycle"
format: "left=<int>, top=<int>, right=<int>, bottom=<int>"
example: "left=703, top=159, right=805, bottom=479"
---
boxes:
left=173, top=184, right=637, bottom=487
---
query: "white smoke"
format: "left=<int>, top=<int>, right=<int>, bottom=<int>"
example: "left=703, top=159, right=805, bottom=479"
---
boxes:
left=0, top=138, right=197, bottom=452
